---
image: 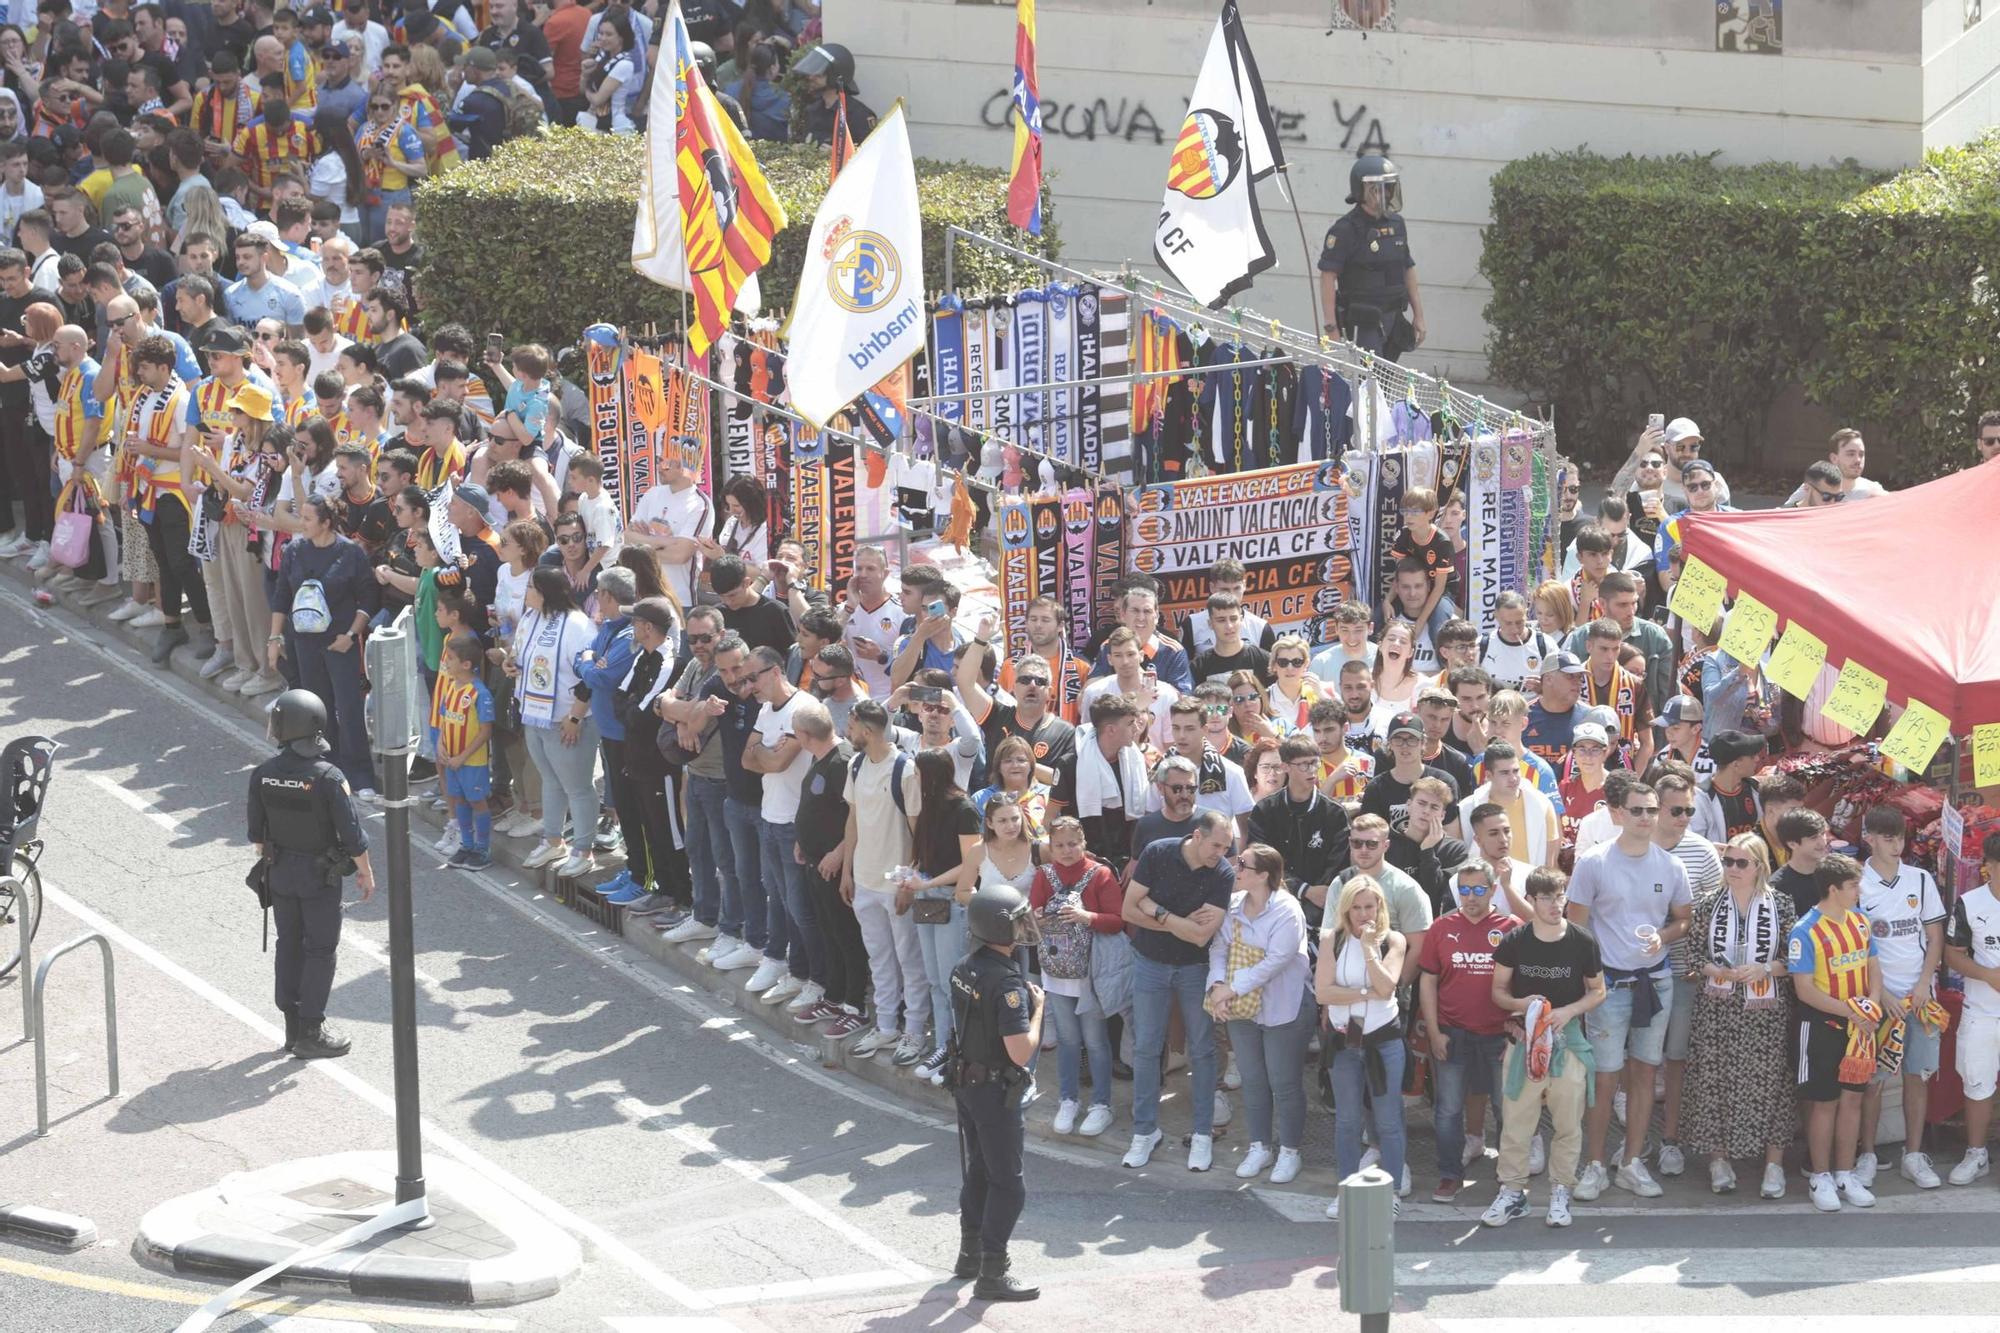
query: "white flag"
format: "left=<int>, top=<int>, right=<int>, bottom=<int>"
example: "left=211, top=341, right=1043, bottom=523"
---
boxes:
left=784, top=103, right=926, bottom=428
left=629, top=0, right=761, bottom=317
left=1153, top=0, right=1286, bottom=307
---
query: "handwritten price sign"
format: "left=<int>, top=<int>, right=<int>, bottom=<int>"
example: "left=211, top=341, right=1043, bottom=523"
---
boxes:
left=1975, top=724, right=2000, bottom=789
left=1820, top=660, right=1888, bottom=735
left=1667, top=555, right=1728, bottom=633
left=1766, top=622, right=1827, bottom=701
left=1717, top=591, right=1778, bottom=667
left=1879, top=699, right=1950, bottom=773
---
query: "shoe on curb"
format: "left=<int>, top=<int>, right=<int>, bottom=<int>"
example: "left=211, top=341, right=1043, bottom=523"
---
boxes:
left=555, top=852, right=595, bottom=878
left=760, top=975, right=803, bottom=1006
left=150, top=624, right=190, bottom=664
left=1432, top=1177, right=1461, bottom=1203
left=1359, top=1145, right=1381, bottom=1172
left=822, top=1013, right=864, bottom=1040
left=1213, top=1091, right=1232, bottom=1128
left=785, top=981, right=826, bottom=1013
left=1236, top=1142, right=1274, bottom=1179
left=445, top=848, right=473, bottom=868
left=1545, top=1184, right=1573, bottom=1228
left=0, top=534, right=28, bottom=558
left=917, top=1046, right=950, bottom=1086
left=1573, top=1160, right=1607, bottom=1202
left=219, top=668, right=254, bottom=692
left=1463, top=1135, right=1489, bottom=1169
left=107, top=597, right=146, bottom=621
left=714, top=943, right=763, bottom=972
left=1836, top=1172, right=1876, bottom=1207
left=240, top=671, right=285, bottom=696
left=1222, top=1054, right=1242, bottom=1090
left=521, top=841, right=566, bottom=869
left=1657, top=1142, right=1686, bottom=1177
left=458, top=851, right=493, bottom=872
left=603, top=886, right=648, bottom=907
left=1809, top=1172, right=1841, bottom=1212
left=130, top=605, right=167, bottom=628
left=1270, top=1146, right=1302, bottom=1184
left=1079, top=1104, right=1114, bottom=1138
left=1053, top=1100, right=1081, bottom=1136
left=850, top=1028, right=894, bottom=1058
left=1122, top=1129, right=1163, bottom=1169
left=794, top=1001, right=839, bottom=1025
left=1324, top=1195, right=1339, bottom=1221
left=592, top=869, right=637, bottom=896
left=626, top=893, right=674, bottom=916
left=1901, top=1151, right=1942, bottom=1190
left=696, top=935, right=740, bottom=965
left=198, top=645, right=235, bottom=679
left=891, top=1033, right=928, bottom=1066
left=1949, top=1147, right=1991, bottom=1186
left=666, top=918, right=718, bottom=944
left=1482, top=1186, right=1527, bottom=1228
left=1710, top=1159, right=1737, bottom=1194
left=1528, top=1133, right=1548, bottom=1176
left=1853, top=1151, right=1879, bottom=1188
left=1187, top=1133, right=1213, bottom=1172
left=1615, top=1159, right=1663, bottom=1198
left=24, top=542, right=51, bottom=570
left=1760, top=1162, right=1787, bottom=1199
left=744, top=958, right=786, bottom=993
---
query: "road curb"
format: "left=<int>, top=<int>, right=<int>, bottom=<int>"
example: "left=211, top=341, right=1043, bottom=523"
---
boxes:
left=0, top=1202, right=98, bottom=1252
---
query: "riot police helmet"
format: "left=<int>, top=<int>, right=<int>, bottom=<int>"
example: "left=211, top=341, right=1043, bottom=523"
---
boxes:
left=689, top=40, right=718, bottom=80
left=269, top=689, right=329, bottom=757
left=1347, top=153, right=1402, bottom=215
left=793, top=41, right=858, bottom=93
left=967, top=883, right=1035, bottom=948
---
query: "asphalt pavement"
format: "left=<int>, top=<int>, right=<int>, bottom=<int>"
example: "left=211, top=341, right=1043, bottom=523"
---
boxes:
left=3, top=577, right=2000, bottom=1333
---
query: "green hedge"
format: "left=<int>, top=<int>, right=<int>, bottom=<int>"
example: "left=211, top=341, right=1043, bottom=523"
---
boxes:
left=1480, top=139, right=2000, bottom=482
left=415, top=128, right=1058, bottom=352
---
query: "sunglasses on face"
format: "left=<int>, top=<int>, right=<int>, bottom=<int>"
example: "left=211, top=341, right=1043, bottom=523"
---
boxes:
left=1721, top=854, right=1754, bottom=869
left=556, top=534, right=585, bottom=545
left=1202, top=704, right=1228, bottom=717
left=1639, top=458, right=1665, bottom=468
left=1231, top=694, right=1258, bottom=705
left=1625, top=805, right=1660, bottom=817
left=1686, top=481, right=1713, bottom=493
left=1162, top=782, right=1196, bottom=795
left=1813, top=488, right=1845, bottom=503
left=370, top=101, right=393, bottom=109
left=1983, top=434, right=2000, bottom=446
left=1457, top=883, right=1492, bottom=897
left=687, top=633, right=715, bottom=646
left=1015, top=676, right=1048, bottom=690
left=1349, top=837, right=1384, bottom=850
left=1275, top=657, right=1305, bottom=668
left=1664, top=804, right=1695, bottom=817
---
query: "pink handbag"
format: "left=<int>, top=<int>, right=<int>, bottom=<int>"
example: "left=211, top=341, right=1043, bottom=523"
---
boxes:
left=49, top=484, right=94, bottom=569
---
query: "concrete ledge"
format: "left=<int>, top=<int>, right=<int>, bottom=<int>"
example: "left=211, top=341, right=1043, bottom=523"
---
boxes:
left=0, top=1202, right=98, bottom=1252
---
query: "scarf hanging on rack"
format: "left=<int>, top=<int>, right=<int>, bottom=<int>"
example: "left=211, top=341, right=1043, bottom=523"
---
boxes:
left=1091, top=487, right=1123, bottom=650
left=1061, top=488, right=1095, bottom=650
left=1048, top=284, right=1077, bottom=466
left=1029, top=492, right=1062, bottom=614
left=1014, top=287, right=1048, bottom=456
left=584, top=326, right=627, bottom=523
left=931, top=296, right=966, bottom=425
left=988, top=299, right=1017, bottom=438
left=1369, top=450, right=1407, bottom=608
left=963, top=302, right=990, bottom=435
left=1074, top=286, right=1103, bottom=474
left=1094, top=287, right=1133, bottom=482
left=997, top=495, right=1034, bottom=660
left=825, top=428, right=858, bottom=599
left=721, top=334, right=756, bottom=487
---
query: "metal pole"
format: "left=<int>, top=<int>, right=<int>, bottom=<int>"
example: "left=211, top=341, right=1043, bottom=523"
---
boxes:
left=14, top=874, right=32, bottom=1041
left=378, top=743, right=429, bottom=1221
left=906, top=353, right=1298, bottom=406
left=32, top=932, right=117, bottom=1137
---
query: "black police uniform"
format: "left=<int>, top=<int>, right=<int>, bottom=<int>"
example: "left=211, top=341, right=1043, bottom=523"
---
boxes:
left=949, top=943, right=1034, bottom=1258
left=247, top=746, right=369, bottom=1033
left=804, top=93, right=877, bottom=147
left=1319, top=205, right=1417, bottom=361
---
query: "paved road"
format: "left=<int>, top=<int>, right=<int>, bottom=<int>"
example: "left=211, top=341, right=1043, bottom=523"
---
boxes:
left=3, top=581, right=2000, bottom=1333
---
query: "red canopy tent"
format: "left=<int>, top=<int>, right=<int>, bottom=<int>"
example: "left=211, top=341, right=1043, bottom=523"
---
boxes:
left=1679, top=461, right=2000, bottom=735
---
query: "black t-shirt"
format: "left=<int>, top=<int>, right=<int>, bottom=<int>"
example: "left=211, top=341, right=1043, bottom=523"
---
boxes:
left=1359, top=763, right=1460, bottom=825
left=1493, top=921, right=1602, bottom=1009
left=1710, top=778, right=1762, bottom=840
left=477, top=21, right=552, bottom=79
left=53, top=225, right=111, bottom=259
left=1192, top=642, right=1270, bottom=687
left=186, top=315, right=227, bottom=373
left=1773, top=865, right=1820, bottom=919
left=796, top=741, right=853, bottom=860
left=702, top=674, right=763, bottom=805
left=377, top=331, right=427, bottom=379
left=979, top=701, right=1074, bottom=774
left=722, top=596, right=796, bottom=659
left=336, top=486, right=396, bottom=555
left=0, top=290, right=30, bottom=408
left=917, top=794, right=981, bottom=877
left=127, top=245, right=179, bottom=294
left=383, top=240, right=425, bottom=295
left=1128, top=837, right=1234, bottom=967
left=1422, top=743, right=1476, bottom=798
left=1131, top=812, right=1196, bottom=864
left=1388, top=830, right=1472, bottom=916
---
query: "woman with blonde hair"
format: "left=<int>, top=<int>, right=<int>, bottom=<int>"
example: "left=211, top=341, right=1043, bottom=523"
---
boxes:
left=1265, top=633, right=1322, bottom=734
left=1314, top=874, right=1408, bottom=1218
left=1208, top=843, right=1311, bottom=1183
left=1228, top=668, right=1281, bottom=747
left=1683, top=832, right=1796, bottom=1199
left=173, top=185, right=228, bottom=254
left=1533, top=579, right=1577, bottom=638
left=401, top=44, right=463, bottom=172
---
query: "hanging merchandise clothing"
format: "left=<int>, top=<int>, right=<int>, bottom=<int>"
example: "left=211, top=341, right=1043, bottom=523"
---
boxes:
left=1131, top=308, right=1194, bottom=484
left=1196, top=339, right=1261, bottom=475
left=1291, top=364, right=1354, bottom=464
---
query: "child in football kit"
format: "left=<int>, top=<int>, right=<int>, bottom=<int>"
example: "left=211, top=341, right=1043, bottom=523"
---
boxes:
left=434, top=632, right=496, bottom=871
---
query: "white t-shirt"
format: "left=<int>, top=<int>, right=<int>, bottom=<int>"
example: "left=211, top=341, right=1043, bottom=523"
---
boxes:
left=575, top=489, right=623, bottom=560
left=309, top=153, right=361, bottom=226
left=630, top=480, right=712, bottom=609
left=1859, top=861, right=1946, bottom=997
left=0, top=177, right=44, bottom=244
left=718, top=515, right=768, bottom=570
left=306, top=333, right=353, bottom=384
left=753, top=692, right=813, bottom=823
left=1480, top=630, right=1560, bottom=693
left=843, top=594, right=902, bottom=698
left=1146, top=751, right=1254, bottom=819
left=844, top=749, right=922, bottom=892
left=1080, top=674, right=1177, bottom=750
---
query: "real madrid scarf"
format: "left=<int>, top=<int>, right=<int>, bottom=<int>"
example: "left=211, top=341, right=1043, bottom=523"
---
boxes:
left=964, top=301, right=990, bottom=435
left=931, top=296, right=966, bottom=425
left=1371, top=450, right=1408, bottom=609
left=1074, top=285, right=1102, bottom=474
left=1013, top=286, right=1047, bottom=456
left=988, top=299, right=1017, bottom=438
left=1048, top=284, right=1077, bottom=466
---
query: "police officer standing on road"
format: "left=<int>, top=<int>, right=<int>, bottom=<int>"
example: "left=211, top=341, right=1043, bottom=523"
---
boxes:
left=248, top=689, right=375, bottom=1060
left=1319, top=154, right=1426, bottom=362
left=947, top=885, right=1042, bottom=1303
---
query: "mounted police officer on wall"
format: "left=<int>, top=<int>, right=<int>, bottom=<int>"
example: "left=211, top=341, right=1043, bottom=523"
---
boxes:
left=946, top=883, right=1043, bottom=1303
left=1318, top=153, right=1426, bottom=363
left=247, top=689, right=374, bottom=1060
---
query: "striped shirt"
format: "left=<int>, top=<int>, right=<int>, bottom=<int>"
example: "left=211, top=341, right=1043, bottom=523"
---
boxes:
left=53, top=357, right=103, bottom=461
left=131, top=377, right=191, bottom=517
left=232, top=116, right=319, bottom=190
left=1788, top=906, right=1875, bottom=1002
left=432, top=675, right=494, bottom=767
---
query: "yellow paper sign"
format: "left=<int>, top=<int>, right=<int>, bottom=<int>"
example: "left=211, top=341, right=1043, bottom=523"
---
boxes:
left=1821, top=659, right=1888, bottom=735
left=1975, top=724, right=2000, bottom=788
left=1717, top=591, right=1778, bottom=667
left=1667, top=555, right=1728, bottom=633
left=1880, top=699, right=1951, bottom=773
left=1766, top=622, right=1827, bottom=701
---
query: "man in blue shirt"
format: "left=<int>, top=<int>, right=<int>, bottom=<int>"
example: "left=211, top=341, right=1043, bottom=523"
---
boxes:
left=223, top=231, right=306, bottom=332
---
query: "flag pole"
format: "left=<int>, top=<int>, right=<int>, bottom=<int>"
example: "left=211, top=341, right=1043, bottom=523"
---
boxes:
left=1274, top=164, right=1324, bottom=338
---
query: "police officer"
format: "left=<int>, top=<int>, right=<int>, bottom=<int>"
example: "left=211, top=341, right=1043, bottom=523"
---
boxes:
left=947, top=884, right=1042, bottom=1303
left=1318, top=154, right=1426, bottom=363
left=792, top=42, right=878, bottom=147
left=247, top=689, right=375, bottom=1060
left=690, top=41, right=749, bottom=137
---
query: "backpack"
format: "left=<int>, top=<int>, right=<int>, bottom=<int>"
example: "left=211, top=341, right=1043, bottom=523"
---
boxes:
left=849, top=750, right=909, bottom=816
left=291, top=578, right=332, bottom=634
left=499, top=85, right=545, bottom=141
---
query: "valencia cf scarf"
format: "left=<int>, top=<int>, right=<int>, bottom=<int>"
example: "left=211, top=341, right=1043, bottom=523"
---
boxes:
left=1060, top=489, right=1095, bottom=657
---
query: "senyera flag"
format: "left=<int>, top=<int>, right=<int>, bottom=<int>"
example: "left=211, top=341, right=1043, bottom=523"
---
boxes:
left=784, top=104, right=926, bottom=428
left=1154, top=0, right=1285, bottom=306
left=1007, top=0, right=1043, bottom=235
left=630, top=0, right=788, bottom=357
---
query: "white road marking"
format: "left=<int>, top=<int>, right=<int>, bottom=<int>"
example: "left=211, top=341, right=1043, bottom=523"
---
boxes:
left=1250, top=1185, right=2000, bottom=1224
left=1399, top=1246, right=2000, bottom=1287
left=1436, top=1322, right=2000, bottom=1332
left=602, top=1319, right=740, bottom=1332
left=88, top=771, right=189, bottom=835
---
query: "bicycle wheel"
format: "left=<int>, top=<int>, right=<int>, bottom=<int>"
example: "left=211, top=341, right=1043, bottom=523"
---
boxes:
left=0, top=853, right=42, bottom=980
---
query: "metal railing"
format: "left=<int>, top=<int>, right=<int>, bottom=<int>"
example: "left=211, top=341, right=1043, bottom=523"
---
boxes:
left=13, top=873, right=31, bottom=1041
left=32, top=932, right=119, bottom=1136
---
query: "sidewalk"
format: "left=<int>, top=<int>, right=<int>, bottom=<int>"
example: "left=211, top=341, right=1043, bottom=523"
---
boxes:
left=0, top=553, right=1955, bottom=1224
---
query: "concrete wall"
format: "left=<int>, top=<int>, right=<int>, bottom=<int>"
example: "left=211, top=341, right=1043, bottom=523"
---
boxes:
left=831, top=0, right=1986, bottom=396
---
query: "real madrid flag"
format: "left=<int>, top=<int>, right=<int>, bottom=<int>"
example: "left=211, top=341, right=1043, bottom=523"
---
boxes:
left=784, top=103, right=926, bottom=428
left=1154, top=0, right=1286, bottom=307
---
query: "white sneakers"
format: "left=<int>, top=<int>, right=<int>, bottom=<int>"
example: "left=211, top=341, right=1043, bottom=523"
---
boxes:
left=1615, top=1159, right=1664, bottom=1198
left=664, top=917, right=717, bottom=944
left=130, top=606, right=167, bottom=628
left=1222, top=1054, right=1242, bottom=1090
left=1901, top=1151, right=1942, bottom=1190
left=1324, top=1195, right=1340, bottom=1221
left=1760, top=1162, right=1786, bottom=1199
left=1481, top=1186, right=1527, bottom=1227
left=713, top=943, right=762, bottom=971
left=1212, top=1092, right=1232, bottom=1127
left=1809, top=1171, right=1841, bottom=1212
left=743, top=958, right=786, bottom=992
left=761, top=975, right=802, bottom=1005
left=1270, top=1147, right=1302, bottom=1185
left=0, top=533, right=31, bottom=559
left=556, top=852, right=595, bottom=878
left=433, top=824, right=461, bottom=857
left=784, top=980, right=825, bottom=1013
left=1463, top=1135, right=1489, bottom=1168
left=1835, top=1170, right=1876, bottom=1208
left=696, top=934, right=740, bottom=965
left=1527, top=1133, right=1548, bottom=1176
left=1656, top=1142, right=1686, bottom=1177
left=1053, top=1100, right=1080, bottom=1135
left=107, top=597, right=147, bottom=621
left=1236, top=1143, right=1274, bottom=1179
left=850, top=1028, right=894, bottom=1059
left=521, top=841, right=567, bottom=870
left=1187, top=1133, right=1213, bottom=1172
left=1950, top=1147, right=1991, bottom=1186
left=198, top=645, right=234, bottom=679
left=1573, top=1160, right=1608, bottom=1201
left=1545, top=1184, right=1573, bottom=1228
left=891, top=1034, right=928, bottom=1066
left=1078, top=1104, right=1114, bottom=1137
left=1710, top=1159, right=1737, bottom=1194
left=1122, top=1129, right=1163, bottom=1169
left=1853, top=1151, right=1879, bottom=1188
left=24, top=541, right=51, bottom=570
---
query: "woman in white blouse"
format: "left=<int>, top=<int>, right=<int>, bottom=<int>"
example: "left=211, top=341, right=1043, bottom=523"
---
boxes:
left=1313, top=874, right=1408, bottom=1220
left=508, top=565, right=600, bottom=878
left=1206, top=843, right=1311, bottom=1185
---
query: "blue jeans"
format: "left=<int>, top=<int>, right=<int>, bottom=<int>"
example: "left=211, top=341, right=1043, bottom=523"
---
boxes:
left=1432, top=1026, right=1508, bottom=1177
left=1048, top=991, right=1113, bottom=1106
left=723, top=797, right=767, bottom=952
left=1229, top=1015, right=1311, bottom=1150
left=1132, top=953, right=1217, bottom=1136
left=915, top=898, right=967, bottom=1048
left=760, top=819, right=824, bottom=981
left=684, top=774, right=734, bottom=930
left=1332, top=1035, right=1407, bottom=1183
left=297, top=635, right=376, bottom=792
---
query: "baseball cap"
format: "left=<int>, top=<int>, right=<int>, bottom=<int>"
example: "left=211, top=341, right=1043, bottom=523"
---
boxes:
left=323, top=39, right=351, bottom=58
left=1539, top=650, right=1587, bottom=678
left=245, top=219, right=281, bottom=246
left=1385, top=711, right=1424, bottom=741
left=1664, top=417, right=1702, bottom=446
left=1680, top=458, right=1719, bottom=482
left=1572, top=721, right=1611, bottom=749
left=451, top=481, right=493, bottom=514
left=1583, top=705, right=1620, bottom=733
left=1661, top=696, right=1704, bottom=726
left=202, top=324, right=250, bottom=355
left=304, top=5, right=336, bottom=23
left=630, top=597, right=676, bottom=634
left=465, top=45, right=499, bottom=72
left=225, top=383, right=275, bottom=421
